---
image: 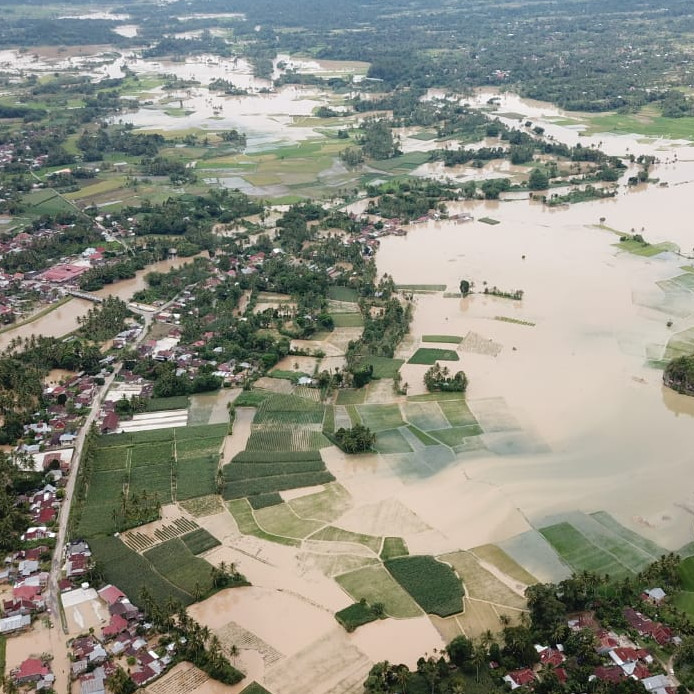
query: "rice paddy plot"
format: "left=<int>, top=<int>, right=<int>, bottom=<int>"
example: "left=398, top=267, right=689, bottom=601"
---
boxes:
left=497, top=530, right=571, bottom=583
left=309, top=525, right=382, bottom=554
left=403, top=401, right=449, bottom=431
left=407, top=391, right=467, bottom=403
left=92, top=447, right=128, bottom=471
left=254, top=394, right=325, bottom=426
left=356, top=356, right=404, bottom=379
left=396, top=284, right=447, bottom=292
left=429, top=425, right=483, bottom=447
left=131, top=442, right=174, bottom=467
left=545, top=511, right=663, bottom=573
left=217, top=621, right=283, bottom=668
left=440, top=551, right=527, bottom=610
left=331, top=312, right=364, bottom=327
left=246, top=428, right=330, bottom=452
left=471, top=545, right=537, bottom=586
left=589, top=512, right=668, bottom=559
left=408, top=348, right=460, bottom=364
left=263, top=630, right=372, bottom=694
left=380, top=537, right=408, bottom=561
left=387, top=446, right=456, bottom=480
left=335, top=389, right=367, bottom=405
left=374, top=428, right=413, bottom=454
left=179, top=495, right=226, bottom=518
left=254, top=503, right=325, bottom=539
left=467, top=397, right=520, bottom=432
left=482, top=430, right=548, bottom=456
left=539, top=522, right=635, bottom=579
left=673, top=591, right=694, bottom=622
left=333, top=405, right=353, bottom=431
left=336, top=565, right=422, bottom=618
left=300, top=552, right=378, bottom=578
left=356, top=403, right=404, bottom=432
left=403, top=426, right=439, bottom=447
left=437, top=398, right=480, bottom=428
left=663, top=327, right=694, bottom=361
left=328, top=286, right=359, bottom=302
left=287, top=482, right=352, bottom=523
left=227, top=498, right=300, bottom=547
left=458, top=598, right=517, bottom=639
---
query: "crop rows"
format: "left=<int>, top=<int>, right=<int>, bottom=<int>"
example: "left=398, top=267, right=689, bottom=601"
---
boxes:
left=181, top=528, right=221, bottom=555
left=90, top=535, right=193, bottom=607
left=384, top=555, right=464, bottom=617
left=233, top=450, right=322, bottom=463
left=246, top=428, right=328, bottom=452
left=223, top=471, right=335, bottom=500
left=123, top=532, right=155, bottom=552
left=144, top=538, right=216, bottom=596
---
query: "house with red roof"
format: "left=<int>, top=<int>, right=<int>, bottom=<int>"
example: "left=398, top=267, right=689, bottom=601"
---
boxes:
left=101, top=613, right=128, bottom=640
left=593, top=665, right=624, bottom=683
left=98, top=584, right=126, bottom=605
left=503, top=668, right=536, bottom=689
left=12, top=658, right=50, bottom=684
left=538, top=647, right=565, bottom=667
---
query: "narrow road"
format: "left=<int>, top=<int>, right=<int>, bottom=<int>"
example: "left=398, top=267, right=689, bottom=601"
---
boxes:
left=47, top=309, right=156, bottom=633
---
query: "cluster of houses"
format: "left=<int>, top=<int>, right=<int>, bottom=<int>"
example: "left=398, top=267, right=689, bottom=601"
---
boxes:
left=133, top=327, right=254, bottom=387
left=64, top=583, right=176, bottom=694
left=6, top=577, right=175, bottom=694
left=19, top=371, right=107, bottom=455
left=502, top=589, right=679, bottom=693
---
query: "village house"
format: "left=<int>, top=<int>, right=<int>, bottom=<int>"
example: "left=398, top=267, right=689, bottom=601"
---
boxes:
left=12, top=658, right=53, bottom=688
left=503, top=668, right=536, bottom=690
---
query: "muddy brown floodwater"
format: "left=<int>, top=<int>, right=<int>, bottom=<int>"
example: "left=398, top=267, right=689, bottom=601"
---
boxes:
left=376, top=184, right=694, bottom=548
left=0, top=256, right=195, bottom=351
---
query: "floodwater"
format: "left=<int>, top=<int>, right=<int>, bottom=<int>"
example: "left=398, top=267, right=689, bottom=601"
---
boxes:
left=0, top=256, right=194, bottom=350
left=376, top=185, right=694, bottom=548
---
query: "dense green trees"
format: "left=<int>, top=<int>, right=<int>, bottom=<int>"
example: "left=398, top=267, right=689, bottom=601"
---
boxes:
left=424, top=364, right=467, bottom=393
left=334, top=424, right=376, bottom=453
left=528, top=168, right=550, bottom=191
left=664, top=355, right=694, bottom=395
left=77, top=297, right=131, bottom=342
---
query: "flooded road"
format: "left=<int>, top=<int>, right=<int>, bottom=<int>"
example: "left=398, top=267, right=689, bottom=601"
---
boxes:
left=0, top=256, right=195, bottom=350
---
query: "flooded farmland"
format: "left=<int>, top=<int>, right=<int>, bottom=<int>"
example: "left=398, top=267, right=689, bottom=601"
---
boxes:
left=376, top=185, right=694, bottom=548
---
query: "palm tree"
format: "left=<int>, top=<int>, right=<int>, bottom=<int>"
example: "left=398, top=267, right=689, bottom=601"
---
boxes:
left=395, top=664, right=410, bottom=694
